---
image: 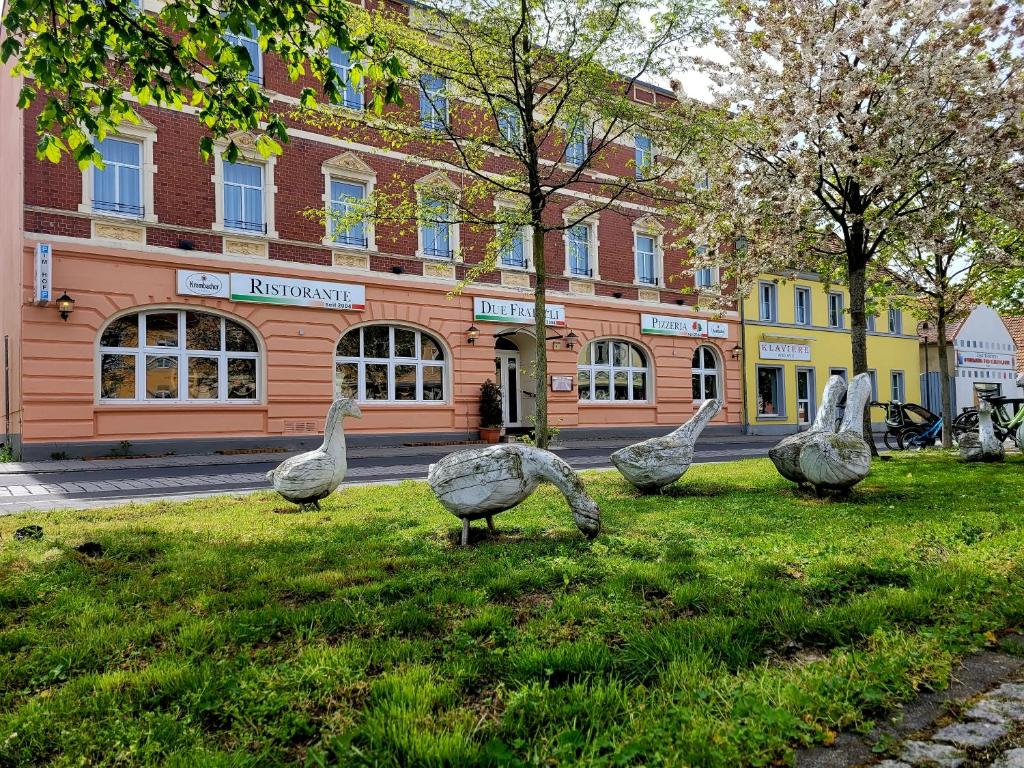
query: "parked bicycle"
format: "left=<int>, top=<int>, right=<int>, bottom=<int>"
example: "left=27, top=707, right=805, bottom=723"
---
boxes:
left=872, top=400, right=943, bottom=450
left=951, top=392, right=1024, bottom=449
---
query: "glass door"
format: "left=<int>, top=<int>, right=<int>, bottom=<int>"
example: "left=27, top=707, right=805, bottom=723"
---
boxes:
left=494, top=351, right=521, bottom=427
left=796, top=368, right=815, bottom=426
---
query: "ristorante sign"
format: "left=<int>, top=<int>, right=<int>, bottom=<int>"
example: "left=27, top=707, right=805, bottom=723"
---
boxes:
left=177, top=269, right=365, bottom=311
left=640, top=314, right=729, bottom=339
left=474, top=297, right=566, bottom=326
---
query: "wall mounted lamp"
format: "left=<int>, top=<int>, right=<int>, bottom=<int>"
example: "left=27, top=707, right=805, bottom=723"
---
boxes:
left=466, top=323, right=480, bottom=345
left=730, top=344, right=742, bottom=360
left=56, top=291, right=75, bottom=322
left=565, top=330, right=578, bottom=351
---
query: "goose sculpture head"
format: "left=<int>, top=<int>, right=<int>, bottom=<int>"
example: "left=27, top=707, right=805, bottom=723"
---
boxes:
left=959, top=399, right=1005, bottom=463
left=266, top=397, right=362, bottom=510
left=769, top=375, right=847, bottom=485
left=797, top=373, right=873, bottom=495
left=428, top=443, right=600, bottom=545
left=611, top=398, right=722, bottom=492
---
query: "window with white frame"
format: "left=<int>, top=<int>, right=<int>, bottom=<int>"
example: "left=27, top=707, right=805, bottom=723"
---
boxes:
left=891, top=370, right=906, bottom=402
left=691, top=345, right=719, bottom=401
left=328, top=46, right=362, bottom=110
left=223, top=161, right=265, bottom=233
left=498, top=222, right=528, bottom=269
left=420, top=196, right=453, bottom=259
left=794, top=286, right=811, bottom=325
left=567, top=223, right=593, bottom=277
left=635, top=134, right=653, bottom=178
left=99, top=310, right=259, bottom=402
left=93, top=137, right=143, bottom=217
left=888, top=307, right=903, bottom=334
left=828, top=292, right=844, bottom=328
left=866, top=313, right=876, bottom=332
left=224, top=23, right=261, bottom=83
left=565, top=119, right=587, bottom=166
left=330, top=179, right=367, bottom=247
left=335, top=325, right=446, bottom=402
left=868, top=369, right=878, bottom=400
left=694, top=247, right=716, bottom=289
left=498, top=107, right=521, bottom=146
left=759, top=281, right=777, bottom=322
left=635, top=233, right=657, bottom=286
left=577, top=340, right=649, bottom=402
left=419, top=75, right=448, bottom=130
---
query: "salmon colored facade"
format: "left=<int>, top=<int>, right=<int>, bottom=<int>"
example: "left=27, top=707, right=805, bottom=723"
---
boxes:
left=0, top=15, right=744, bottom=459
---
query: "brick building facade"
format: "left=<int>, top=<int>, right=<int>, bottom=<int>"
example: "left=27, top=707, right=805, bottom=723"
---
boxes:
left=0, top=8, right=743, bottom=459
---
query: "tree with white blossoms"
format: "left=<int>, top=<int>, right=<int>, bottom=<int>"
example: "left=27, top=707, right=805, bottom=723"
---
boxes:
left=682, top=0, right=1024, bottom=442
left=303, top=0, right=722, bottom=448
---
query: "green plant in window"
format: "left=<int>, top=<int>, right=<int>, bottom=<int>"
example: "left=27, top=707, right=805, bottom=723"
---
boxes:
left=479, top=379, right=503, bottom=430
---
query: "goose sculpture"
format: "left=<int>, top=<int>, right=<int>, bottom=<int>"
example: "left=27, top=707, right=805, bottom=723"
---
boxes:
left=769, top=375, right=847, bottom=486
left=959, top=400, right=1004, bottom=463
left=610, top=398, right=722, bottom=492
left=798, top=372, right=873, bottom=495
left=428, top=443, right=600, bottom=545
left=267, top=397, right=362, bottom=510
left=1018, top=373, right=1024, bottom=449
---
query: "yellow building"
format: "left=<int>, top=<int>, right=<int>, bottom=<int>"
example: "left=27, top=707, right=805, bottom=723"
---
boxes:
left=740, top=273, right=922, bottom=434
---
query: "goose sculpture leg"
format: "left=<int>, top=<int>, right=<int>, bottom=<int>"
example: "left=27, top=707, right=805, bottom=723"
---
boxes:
left=798, top=373, right=873, bottom=496
left=960, top=400, right=1005, bottom=463
left=267, top=397, right=362, bottom=510
left=428, top=443, right=600, bottom=544
left=610, top=398, right=722, bottom=492
left=769, top=375, right=847, bottom=486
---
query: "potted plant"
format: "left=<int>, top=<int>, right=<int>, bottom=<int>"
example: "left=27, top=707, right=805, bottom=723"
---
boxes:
left=479, top=379, right=504, bottom=443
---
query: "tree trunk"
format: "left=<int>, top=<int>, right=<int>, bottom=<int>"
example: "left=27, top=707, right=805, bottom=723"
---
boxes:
left=846, top=234, right=876, bottom=455
left=531, top=223, right=548, bottom=449
left=935, top=307, right=954, bottom=448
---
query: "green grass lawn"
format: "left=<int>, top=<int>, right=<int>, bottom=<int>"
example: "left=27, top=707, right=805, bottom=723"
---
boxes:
left=2, top=454, right=1024, bottom=767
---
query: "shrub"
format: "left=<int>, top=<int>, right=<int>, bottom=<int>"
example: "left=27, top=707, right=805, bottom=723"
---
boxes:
left=479, top=379, right=504, bottom=429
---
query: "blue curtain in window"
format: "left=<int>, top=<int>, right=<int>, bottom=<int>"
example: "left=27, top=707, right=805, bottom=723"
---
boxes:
left=94, top=138, right=141, bottom=214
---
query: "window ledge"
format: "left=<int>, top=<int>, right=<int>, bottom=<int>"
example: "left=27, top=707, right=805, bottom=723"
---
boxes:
left=578, top=401, right=655, bottom=407
left=755, top=414, right=788, bottom=420
left=95, top=402, right=265, bottom=409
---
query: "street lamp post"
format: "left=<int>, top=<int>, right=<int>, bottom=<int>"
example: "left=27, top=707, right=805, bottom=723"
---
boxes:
left=918, top=321, right=931, bottom=411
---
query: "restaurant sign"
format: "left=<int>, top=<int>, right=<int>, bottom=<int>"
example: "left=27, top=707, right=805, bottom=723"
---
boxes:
left=474, top=297, right=566, bottom=326
left=759, top=341, right=812, bottom=361
left=957, top=352, right=1014, bottom=369
left=34, top=243, right=52, bottom=304
left=177, top=270, right=365, bottom=310
left=641, top=314, right=720, bottom=338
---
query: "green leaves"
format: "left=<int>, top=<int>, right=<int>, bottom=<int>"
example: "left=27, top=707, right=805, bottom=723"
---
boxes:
left=2, top=0, right=404, bottom=166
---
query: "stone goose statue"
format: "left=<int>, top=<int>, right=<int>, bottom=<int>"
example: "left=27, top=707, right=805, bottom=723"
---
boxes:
left=610, top=398, right=722, bottom=492
left=798, top=372, right=873, bottom=495
left=1017, top=373, right=1024, bottom=449
left=267, top=397, right=362, bottom=510
left=428, top=443, right=600, bottom=545
left=959, top=400, right=1004, bottom=463
left=769, top=375, right=847, bottom=486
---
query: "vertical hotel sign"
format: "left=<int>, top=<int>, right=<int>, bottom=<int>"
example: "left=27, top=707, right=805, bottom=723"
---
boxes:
left=34, top=243, right=52, bottom=303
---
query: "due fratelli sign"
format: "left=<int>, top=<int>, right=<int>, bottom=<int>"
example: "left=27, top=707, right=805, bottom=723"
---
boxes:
left=473, top=297, right=566, bottom=326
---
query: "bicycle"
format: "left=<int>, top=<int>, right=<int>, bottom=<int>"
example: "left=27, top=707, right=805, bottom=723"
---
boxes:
left=872, top=400, right=942, bottom=451
left=899, top=417, right=944, bottom=450
left=951, top=394, right=1024, bottom=449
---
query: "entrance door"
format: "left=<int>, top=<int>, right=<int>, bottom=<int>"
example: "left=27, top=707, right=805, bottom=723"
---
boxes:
left=495, top=351, right=522, bottom=427
left=796, top=368, right=816, bottom=426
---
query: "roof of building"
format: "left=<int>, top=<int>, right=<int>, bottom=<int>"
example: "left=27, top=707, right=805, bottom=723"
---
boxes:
left=1003, top=315, right=1024, bottom=372
left=920, top=317, right=966, bottom=345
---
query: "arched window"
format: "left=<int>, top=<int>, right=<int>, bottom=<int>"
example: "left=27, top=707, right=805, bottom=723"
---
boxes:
left=578, top=339, right=649, bottom=402
left=336, top=325, right=446, bottom=402
left=691, top=345, right=720, bottom=401
left=99, top=310, right=259, bottom=402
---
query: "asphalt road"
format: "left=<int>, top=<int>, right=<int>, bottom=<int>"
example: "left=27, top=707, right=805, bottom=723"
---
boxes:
left=0, top=434, right=781, bottom=514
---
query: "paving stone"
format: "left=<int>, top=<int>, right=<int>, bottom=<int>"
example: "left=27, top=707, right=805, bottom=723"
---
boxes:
left=964, top=697, right=1024, bottom=724
left=900, top=740, right=967, bottom=767
left=993, top=749, right=1024, bottom=768
left=931, top=719, right=1009, bottom=748
left=992, top=683, right=1024, bottom=703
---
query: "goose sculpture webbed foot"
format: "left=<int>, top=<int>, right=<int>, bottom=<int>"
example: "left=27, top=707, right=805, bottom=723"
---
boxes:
left=428, top=444, right=600, bottom=545
left=611, top=398, right=721, bottom=492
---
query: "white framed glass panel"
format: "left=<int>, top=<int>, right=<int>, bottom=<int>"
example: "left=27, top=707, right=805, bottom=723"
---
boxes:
left=635, top=134, right=653, bottom=178
left=577, top=340, right=649, bottom=402
left=98, top=310, right=259, bottom=403
left=759, top=282, right=777, bottom=322
left=500, top=224, right=527, bottom=268
left=330, top=179, right=367, bottom=247
left=224, top=23, right=261, bottom=83
left=691, top=345, right=719, bottom=401
left=421, top=198, right=451, bottom=258
left=224, top=161, right=264, bottom=233
left=566, top=120, right=587, bottom=166
left=568, top=225, right=591, bottom=277
left=93, top=138, right=142, bottom=216
left=888, top=308, right=902, bottom=334
left=828, top=292, right=844, bottom=328
left=328, top=45, right=362, bottom=109
left=794, top=287, right=811, bottom=325
left=635, top=234, right=657, bottom=285
left=419, top=75, right=448, bottom=130
left=498, top=107, right=521, bottom=145
left=891, top=371, right=905, bottom=402
left=334, top=325, right=448, bottom=404
left=757, top=366, right=784, bottom=416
